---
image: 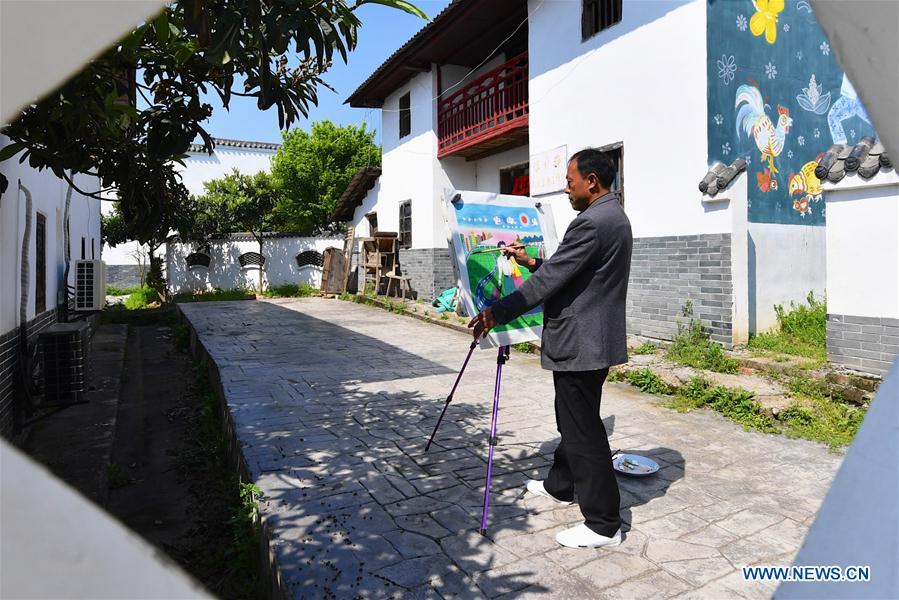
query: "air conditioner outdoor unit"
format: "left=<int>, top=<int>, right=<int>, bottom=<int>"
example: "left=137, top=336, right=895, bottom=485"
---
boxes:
left=40, top=321, right=90, bottom=406
left=73, top=259, right=106, bottom=311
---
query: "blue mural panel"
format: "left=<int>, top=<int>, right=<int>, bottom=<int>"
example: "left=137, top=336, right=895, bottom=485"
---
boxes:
left=707, top=0, right=877, bottom=225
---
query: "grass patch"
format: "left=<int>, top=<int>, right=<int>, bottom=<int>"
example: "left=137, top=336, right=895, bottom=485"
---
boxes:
left=778, top=372, right=866, bottom=449
left=106, top=284, right=142, bottom=296
left=620, top=368, right=674, bottom=395
left=748, top=293, right=827, bottom=363
left=173, top=289, right=254, bottom=303
left=666, top=377, right=779, bottom=433
left=667, top=319, right=739, bottom=373
left=511, top=342, right=538, bottom=355
left=632, top=341, right=657, bottom=355
left=123, top=286, right=160, bottom=310
left=260, top=283, right=317, bottom=298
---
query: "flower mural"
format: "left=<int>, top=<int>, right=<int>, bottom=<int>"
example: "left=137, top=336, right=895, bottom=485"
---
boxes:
left=717, top=54, right=737, bottom=85
left=796, top=74, right=831, bottom=115
left=708, top=0, right=878, bottom=226
left=749, top=0, right=785, bottom=44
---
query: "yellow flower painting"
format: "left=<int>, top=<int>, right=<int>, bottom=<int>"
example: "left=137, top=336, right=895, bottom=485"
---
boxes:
left=750, top=0, right=784, bottom=45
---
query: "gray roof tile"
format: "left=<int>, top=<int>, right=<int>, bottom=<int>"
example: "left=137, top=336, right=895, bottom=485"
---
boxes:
left=815, top=137, right=891, bottom=183
left=699, top=159, right=746, bottom=196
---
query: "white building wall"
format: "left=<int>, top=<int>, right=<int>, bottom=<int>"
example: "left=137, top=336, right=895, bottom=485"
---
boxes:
left=101, top=145, right=279, bottom=267
left=824, top=175, right=899, bottom=319
left=748, top=223, right=827, bottom=333
left=373, top=69, right=441, bottom=248
left=0, top=140, right=101, bottom=333
left=166, top=236, right=343, bottom=294
left=527, top=0, right=717, bottom=240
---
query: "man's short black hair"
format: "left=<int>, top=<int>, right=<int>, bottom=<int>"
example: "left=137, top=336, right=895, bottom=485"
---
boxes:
left=569, top=148, right=617, bottom=189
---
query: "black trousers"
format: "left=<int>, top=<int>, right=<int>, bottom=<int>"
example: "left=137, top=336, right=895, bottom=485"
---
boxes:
left=543, top=369, right=621, bottom=537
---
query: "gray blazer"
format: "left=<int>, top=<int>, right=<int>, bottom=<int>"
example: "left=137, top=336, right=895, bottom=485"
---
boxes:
left=491, top=192, right=632, bottom=371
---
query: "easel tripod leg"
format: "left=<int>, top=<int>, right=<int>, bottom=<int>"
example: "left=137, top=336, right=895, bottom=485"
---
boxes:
left=480, top=345, right=508, bottom=535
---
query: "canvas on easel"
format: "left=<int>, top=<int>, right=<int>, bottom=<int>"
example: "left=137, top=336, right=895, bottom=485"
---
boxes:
left=444, top=191, right=558, bottom=348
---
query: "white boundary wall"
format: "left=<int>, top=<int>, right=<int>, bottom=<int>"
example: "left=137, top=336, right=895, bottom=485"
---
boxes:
left=166, top=235, right=343, bottom=294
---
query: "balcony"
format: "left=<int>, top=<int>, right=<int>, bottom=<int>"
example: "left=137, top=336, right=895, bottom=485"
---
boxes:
left=437, top=52, right=528, bottom=160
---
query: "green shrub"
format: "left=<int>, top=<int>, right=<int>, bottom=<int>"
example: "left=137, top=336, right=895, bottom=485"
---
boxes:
left=779, top=371, right=867, bottom=448
left=667, top=319, right=739, bottom=373
left=667, top=377, right=777, bottom=432
left=511, top=342, right=537, bottom=354
left=748, top=292, right=826, bottom=362
left=123, top=286, right=159, bottom=310
left=607, top=369, right=625, bottom=382
left=174, top=289, right=252, bottom=303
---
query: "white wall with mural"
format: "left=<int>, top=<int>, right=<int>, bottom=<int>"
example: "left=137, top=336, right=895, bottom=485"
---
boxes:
left=527, top=0, right=717, bottom=241
left=165, top=235, right=343, bottom=294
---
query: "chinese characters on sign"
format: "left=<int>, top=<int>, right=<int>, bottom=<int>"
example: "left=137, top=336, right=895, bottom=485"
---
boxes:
left=530, top=146, right=567, bottom=196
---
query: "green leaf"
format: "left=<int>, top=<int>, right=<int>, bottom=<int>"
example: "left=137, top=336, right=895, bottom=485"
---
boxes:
left=154, top=12, right=169, bottom=44
left=0, top=143, right=24, bottom=162
left=357, top=0, right=430, bottom=21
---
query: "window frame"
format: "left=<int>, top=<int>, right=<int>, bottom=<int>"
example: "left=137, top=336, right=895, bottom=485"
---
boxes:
left=35, top=212, right=47, bottom=314
left=398, top=92, right=411, bottom=139
left=398, top=200, right=412, bottom=249
left=365, top=212, right=378, bottom=236
left=582, top=0, right=623, bottom=41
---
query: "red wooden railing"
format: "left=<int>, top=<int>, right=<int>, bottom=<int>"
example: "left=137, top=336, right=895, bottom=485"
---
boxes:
left=437, top=52, right=529, bottom=158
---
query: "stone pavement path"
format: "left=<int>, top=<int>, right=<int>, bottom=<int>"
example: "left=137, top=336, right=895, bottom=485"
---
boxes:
left=180, top=298, right=844, bottom=599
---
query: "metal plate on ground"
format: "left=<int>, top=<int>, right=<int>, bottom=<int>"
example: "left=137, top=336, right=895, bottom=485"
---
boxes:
left=612, top=453, right=659, bottom=476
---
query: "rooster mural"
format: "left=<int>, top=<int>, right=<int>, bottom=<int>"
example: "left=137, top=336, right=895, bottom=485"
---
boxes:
left=788, top=157, right=825, bottom=214
left=736, top=83, right=793, bottom=175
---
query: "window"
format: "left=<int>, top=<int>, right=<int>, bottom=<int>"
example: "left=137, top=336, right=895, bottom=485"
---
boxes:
left=81, top=237, right=86, bottom=260
left=598, top=142, right=625, bottom=207
left=582, top=0, right=622, bottom=40
left=500, top=163, right=530, bottom=196
left=399, top=92, right=411, bottom=139
left=366, top=212, right=378, bottom=236
left=35, top=213, right=47, bottom=314
left=91, top=238, right=95, bottom=259
left=399, top=201, right=412, bottom=249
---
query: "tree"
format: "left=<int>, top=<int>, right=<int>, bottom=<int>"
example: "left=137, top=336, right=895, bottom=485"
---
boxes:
left=188, top=170, right=280, bottom=291
left=270, top=120, right=380, bottom=233
left=0, top=0, right=426, bottom=244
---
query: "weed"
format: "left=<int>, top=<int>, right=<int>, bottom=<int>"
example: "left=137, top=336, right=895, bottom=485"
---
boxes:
left=261, top=283, right=316, bottom=298
left=623, top=369, right=674, bottom=395
left=666, top=377, right=778, bottom=432
left=607, top=369, right=625, bottom=382
left=511, top=342, right=537, bottom=354
left=748, top=292, right=826, bottom=362
left=778, top=371, right=867, bottom=449
left=440, top=313, right=449, bottom=321
left=338, top=291, right=352, bottom=301
left=633, top=341, right=657, bottom=355
left=172, top=288, right=254, bottom=303
left=666, top=318, right=739, bottom=373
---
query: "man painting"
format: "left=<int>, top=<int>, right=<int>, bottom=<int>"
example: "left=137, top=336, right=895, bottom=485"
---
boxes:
left=468, top=148, right=632, bottom=548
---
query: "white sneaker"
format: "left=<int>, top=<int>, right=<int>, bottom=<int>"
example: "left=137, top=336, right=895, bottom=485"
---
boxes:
left=555, top=524, right=622, bottom=548
left=525, top=479, right=573, bottom=506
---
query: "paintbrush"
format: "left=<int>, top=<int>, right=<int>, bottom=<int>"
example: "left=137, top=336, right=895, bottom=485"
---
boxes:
left=470, top=243, right=527, bottom=254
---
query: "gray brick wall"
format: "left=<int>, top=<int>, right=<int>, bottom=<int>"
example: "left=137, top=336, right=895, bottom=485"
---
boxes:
left=398, top=247, right=456, bottom=302
left=827, top=314, right=899, bottom=376
left=106, top=265, right=142, bottom=289
left=0, top=308, right=58, bottom=438
left=627, top=233, right=733, bottom=346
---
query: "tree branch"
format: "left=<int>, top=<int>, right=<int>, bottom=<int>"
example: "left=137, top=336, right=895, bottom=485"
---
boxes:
left=60, top=170, right=118, bottom=200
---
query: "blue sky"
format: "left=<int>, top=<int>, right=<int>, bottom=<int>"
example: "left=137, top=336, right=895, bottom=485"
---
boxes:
left=201, top=1, right=451, bottom=146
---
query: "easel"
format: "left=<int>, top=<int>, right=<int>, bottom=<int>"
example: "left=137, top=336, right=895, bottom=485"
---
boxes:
left=426, top=339, right=510, bottom=536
